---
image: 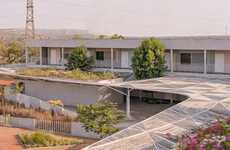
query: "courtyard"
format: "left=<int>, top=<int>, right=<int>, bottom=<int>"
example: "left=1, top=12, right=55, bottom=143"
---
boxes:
left=85, top=73, right=230, bottom=150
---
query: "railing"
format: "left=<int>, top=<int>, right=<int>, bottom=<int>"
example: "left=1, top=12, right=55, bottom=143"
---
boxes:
left=35, top=119, right=71, bottom=134
left=0, top=115, right=12, bottom=127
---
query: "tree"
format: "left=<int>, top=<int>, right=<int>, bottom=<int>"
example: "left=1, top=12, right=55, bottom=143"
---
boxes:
left=0, top=41, right=23, bottom=64
left=97, top=34, right=125, bottom=39
left=97, top=35, right=108, bottom=39
left=132, top=38, right=166, bottom=79
left=66, top=46, right=93, bottom=71
left=110, top=34, right=125, bottom=39
left=76, top=101, right=125, bottom=138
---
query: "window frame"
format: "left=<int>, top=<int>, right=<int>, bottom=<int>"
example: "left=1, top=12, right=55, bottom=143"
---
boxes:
left=96, top=51, right=105, bottom=61
left=180, top=53, right=192, bottom=64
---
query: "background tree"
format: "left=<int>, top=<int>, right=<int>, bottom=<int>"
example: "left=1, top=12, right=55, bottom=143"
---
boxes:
left=110, top=34, right=125, bottom=39
left=97, top=35, right=109, bottom=39
left=76, top=101, right=125, bottom=138
left=66, top=46, right=93, bottom=70
left=132, top=38, right=166, bottom=79
left=0, top=41, right=23, bottom=64
left=97, top=34, right=125, bottom=39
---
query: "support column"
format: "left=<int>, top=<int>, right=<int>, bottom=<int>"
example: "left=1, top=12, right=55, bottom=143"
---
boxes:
left=204, top=49, right=207, bottom=74
left=126, top=88, right=131, bottom=119
left=40, top=47, right=42, bottom=65
left=61, top=48, right=64, bottom=66
left=111, top=48, right=114, bottom=72
left=25, top=47, right=28, bottom=64
left=170, top=49, right=174, bottom=73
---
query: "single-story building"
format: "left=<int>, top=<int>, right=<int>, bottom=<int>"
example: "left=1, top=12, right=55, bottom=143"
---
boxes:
left=26, top=36, right=230, bottom=74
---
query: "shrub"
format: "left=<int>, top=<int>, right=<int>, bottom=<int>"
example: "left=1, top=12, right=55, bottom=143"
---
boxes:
left=66, top=46, right=93, bottom=71
left=132, top=38, right=166, bottom=79
left=18, top=132, right=82, bottom=148
left=76, top=101, right=125, bottom=138
left=176, top=118, right=230, bottom=150
left=0, top=41, right=23, bottom=64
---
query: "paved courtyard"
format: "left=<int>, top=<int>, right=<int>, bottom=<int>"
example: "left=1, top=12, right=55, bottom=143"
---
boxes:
left=85, top=73, right=230, bottom=150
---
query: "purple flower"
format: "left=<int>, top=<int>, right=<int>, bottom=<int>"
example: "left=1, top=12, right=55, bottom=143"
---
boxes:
left=225, top=136, right=230, bottom=141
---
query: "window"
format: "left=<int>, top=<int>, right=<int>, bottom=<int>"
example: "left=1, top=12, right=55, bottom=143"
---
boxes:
left=181, top=53, right=191, bottom=64
left=96, top=51, right=104, bottom=60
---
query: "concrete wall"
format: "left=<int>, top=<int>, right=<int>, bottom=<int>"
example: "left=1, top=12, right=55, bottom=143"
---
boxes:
left=173, top=50, right=204, bottom=73
left=21, top=79, right=124, bottom=107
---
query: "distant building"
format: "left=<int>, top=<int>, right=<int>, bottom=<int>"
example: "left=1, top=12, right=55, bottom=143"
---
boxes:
left=26, top=36, right=230, bottom=74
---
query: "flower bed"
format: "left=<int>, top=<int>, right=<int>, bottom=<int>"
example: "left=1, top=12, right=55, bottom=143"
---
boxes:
left=17, top=68, right=115, bottom=81
left=18, top=132, right=83, bottom=148
left=176, top=118, right=230, bottom=150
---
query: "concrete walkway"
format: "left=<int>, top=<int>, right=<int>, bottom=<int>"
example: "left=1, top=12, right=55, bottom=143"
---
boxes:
left=0, top=127, right=27, bottom=150
left=85, top=73, right=230, bottom=150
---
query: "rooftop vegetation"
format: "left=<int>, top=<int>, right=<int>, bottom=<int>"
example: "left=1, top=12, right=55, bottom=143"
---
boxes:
left=17, top=68, right=115, bottom=81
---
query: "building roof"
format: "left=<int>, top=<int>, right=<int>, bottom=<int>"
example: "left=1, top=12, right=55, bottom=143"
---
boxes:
left=26, top=35, right=230, bottom=50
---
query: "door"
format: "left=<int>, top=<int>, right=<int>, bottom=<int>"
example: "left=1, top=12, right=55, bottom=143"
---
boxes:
left=50, top=49, right=57, bottom=64
left=215, top=53, right=224, bottom=73
left=165, top=53, right=171, bottom=70
left=121, top=51, right=129, bottom=68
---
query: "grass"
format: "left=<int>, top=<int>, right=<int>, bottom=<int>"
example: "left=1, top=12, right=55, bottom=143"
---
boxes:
left=18, top=132, right=83, bottom=148
left=17, top=68, right=115, bottom=81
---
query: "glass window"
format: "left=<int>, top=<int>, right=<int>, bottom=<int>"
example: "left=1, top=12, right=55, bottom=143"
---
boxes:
left=181, top=53, right=191, bottom=64
left=96, top=51, right=104, bottom=60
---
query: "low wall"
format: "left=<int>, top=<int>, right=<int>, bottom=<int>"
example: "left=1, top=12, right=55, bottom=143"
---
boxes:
left=0, top=115, right=100, bottom=139
left=4, top=91, right=78, bottom=118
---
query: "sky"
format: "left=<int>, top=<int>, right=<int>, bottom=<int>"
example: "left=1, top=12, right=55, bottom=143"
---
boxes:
left=1, top=0, right=230, bottom=36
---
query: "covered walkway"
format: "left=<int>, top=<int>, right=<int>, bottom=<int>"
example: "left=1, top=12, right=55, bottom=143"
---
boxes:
left=85, top=73, right=230, bottom=150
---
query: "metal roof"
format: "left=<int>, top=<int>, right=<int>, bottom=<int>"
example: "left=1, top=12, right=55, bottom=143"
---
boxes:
left=26, top=35, right=230, bottom=50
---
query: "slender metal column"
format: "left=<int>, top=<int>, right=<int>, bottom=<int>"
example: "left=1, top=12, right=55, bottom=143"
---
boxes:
left=204, top=49, right=207, bottom=74
left=40, top=47, right=42, bottom=65
left=61, top=48, right=64, bottom=66
left=25, top=47, right=28, bottom=64
left=111, top=48, right=114, bottom=72
left=170, top=49, right=174, bottom=72
left=126, top=88, right=131, bottom=119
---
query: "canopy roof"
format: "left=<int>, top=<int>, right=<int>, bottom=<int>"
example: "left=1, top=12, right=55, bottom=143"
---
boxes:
left=85, top=74, right=230, bottom=150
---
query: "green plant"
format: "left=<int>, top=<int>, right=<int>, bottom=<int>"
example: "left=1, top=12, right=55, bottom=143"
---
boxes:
left=132, top=38, right=166, bottom=79
left=176, top=118, right=230, bottom=150
left=18, top=132, right=82, bottom=148
left=110, top=34, right=125, bottom=39
left=0, top=41, right=23, bottom=64
left=76, top=101, right=125, bottom=138
left=66, top=46, right=93, bottom=71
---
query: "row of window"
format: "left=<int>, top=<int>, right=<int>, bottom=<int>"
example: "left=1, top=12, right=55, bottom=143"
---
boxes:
left=65, top=51, right=193, bottom=64
left=64, top=51, right=105, bottom=61
left=180, top=53, right=205, bottom=65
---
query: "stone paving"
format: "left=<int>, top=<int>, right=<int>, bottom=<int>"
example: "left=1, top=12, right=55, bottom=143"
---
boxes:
left=85, top=73, right=230, bottom=150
